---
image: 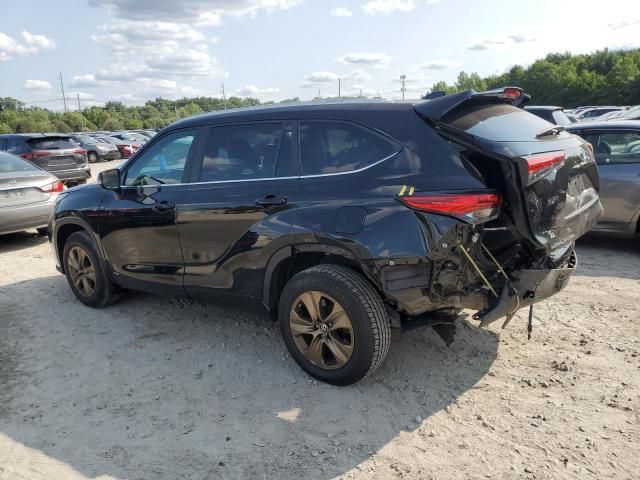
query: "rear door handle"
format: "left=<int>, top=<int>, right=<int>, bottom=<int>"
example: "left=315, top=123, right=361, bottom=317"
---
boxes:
left=255, top=195, right=287, bottom=207
left=152, top=201, right=175, bottom=212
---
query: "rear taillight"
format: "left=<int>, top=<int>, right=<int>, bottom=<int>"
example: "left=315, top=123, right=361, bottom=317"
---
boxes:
left=524, top=151, right=565, bottom=185
left=399, top=192, right=502, bottom=224
left=73, top=148, right=87, bottom=156
left=39, top=180, right=64, bottom=193
left=20, top=151, right=49, bottom=160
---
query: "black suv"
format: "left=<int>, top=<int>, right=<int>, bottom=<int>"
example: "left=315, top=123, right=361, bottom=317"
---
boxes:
left=50, top=88, right=602, bottom=385
left=0, top=133, right=91, bottom=185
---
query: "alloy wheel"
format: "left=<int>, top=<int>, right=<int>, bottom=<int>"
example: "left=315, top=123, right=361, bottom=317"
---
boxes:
left=289, top=291, right=354, bottom=370
left=67, top=246, right=96, bottom=297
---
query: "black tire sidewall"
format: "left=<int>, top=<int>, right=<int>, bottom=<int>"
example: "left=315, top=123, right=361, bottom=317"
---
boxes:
left=279, top=269, right=377, bottom=386
left=63, top=232, right=109, bottom=307
left=88, top=152, right=98, bottom=163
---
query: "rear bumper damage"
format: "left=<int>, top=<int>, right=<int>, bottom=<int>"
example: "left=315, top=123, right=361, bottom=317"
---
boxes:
left=473, top=251, right=577, bottom=327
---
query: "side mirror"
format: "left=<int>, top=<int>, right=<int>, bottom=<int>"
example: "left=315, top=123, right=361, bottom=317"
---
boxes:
left=99, top=168, right=121, bottom=190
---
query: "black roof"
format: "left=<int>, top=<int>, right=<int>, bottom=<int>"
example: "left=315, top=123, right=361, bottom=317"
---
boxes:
left=171, top=100, right=414, bottom=128
left=525, top=105, right=563, bottom=111
left=566, top=120, right=640, bottom=131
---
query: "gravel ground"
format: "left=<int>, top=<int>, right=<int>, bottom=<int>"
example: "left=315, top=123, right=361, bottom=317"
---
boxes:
left=0, top=161, right=639, bottom=479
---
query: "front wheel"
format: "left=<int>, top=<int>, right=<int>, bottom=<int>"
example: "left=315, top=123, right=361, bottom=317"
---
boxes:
left=87, top=151, right=98, bottom=163
left=278, top=264, right=391, bottom=386
left=63, top=231, right=118, bottom=308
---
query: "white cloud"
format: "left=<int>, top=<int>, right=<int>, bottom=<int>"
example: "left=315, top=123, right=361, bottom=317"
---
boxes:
left=337, top=52, right=392, bottom=68
left=331, top=7, right=353, bottom=17
left=344, top=69, right=372, bottom=82
left=71, top=74, right=99, bottom=87
left=89, top=0, right=301, bottom=21
left=468, top=34, right=535, bottom=51
left=608, top=19, right=640, bottom=30
left=362, top=0, right=439, bottom=15
left=236, top=85, right=280, bottom=96
left=418, top=60, right=459, bottom=70
left=303, top=71, right=340, bottom=86
left=24, top=79, right=52, bottom=91
left=0, top=31, right=56, bottom=61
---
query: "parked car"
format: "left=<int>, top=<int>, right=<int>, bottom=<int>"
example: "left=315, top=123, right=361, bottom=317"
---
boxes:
left=567, top=121, right=640, bottom=236
left=577, top=107, right=624, bottom=121
left=96, top=136, right=141, bottom=158
left=0, top=152, right=64, bottom=235
left=50, top=88, right=602, bottom=385
left=0, top=134, right=90, bottom=185
left=611, top=105, right=640, bottom=121
left=111, top=132, right=148, bottom=144
left=70, top=135, right=121, bottom=163
left=524, top=106, right=572, bottom=126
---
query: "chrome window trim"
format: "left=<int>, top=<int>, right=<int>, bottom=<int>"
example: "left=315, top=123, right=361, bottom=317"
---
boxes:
left=116, top=150, right=400, bottom=188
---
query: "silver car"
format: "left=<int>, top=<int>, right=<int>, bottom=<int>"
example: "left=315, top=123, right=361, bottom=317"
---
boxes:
left=0, top=152, right=64, bottom=235
left=567, top=121, right=640, bottom=236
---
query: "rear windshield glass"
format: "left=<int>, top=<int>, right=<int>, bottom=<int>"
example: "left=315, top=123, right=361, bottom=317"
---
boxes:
left=0, top=153, right=40, bottom=172
left=552, top=110, right=572, bottom=126
left=76, top=135, right=98, bottom=144
left=27, top=137, right=77, bottom=150
left=443, top=104, right=569, bottom=142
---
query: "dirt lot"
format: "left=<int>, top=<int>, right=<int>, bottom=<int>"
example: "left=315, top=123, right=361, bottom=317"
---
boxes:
left=1, top=161, right=639, bottom=479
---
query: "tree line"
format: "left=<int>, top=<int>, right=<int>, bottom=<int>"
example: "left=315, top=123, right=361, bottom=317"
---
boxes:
left=1, top=48, right=638, bottom=134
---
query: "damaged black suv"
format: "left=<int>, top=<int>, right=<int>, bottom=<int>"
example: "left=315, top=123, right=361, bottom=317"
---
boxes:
left=50, top=88, right=602, bottom=385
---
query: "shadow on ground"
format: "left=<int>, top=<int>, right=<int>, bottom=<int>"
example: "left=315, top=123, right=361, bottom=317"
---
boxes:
left=0, top=231, right=48, bottom=254
left=0, top=275, right=498, bottom=480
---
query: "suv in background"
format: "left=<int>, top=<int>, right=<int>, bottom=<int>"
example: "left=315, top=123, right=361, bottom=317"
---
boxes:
left=50, top=88, right=602, bottom=385
left=70, top=134, right=121, bottom=163
left=524, top=106, right=572, bottom=125
left=0, top=134, right=91, bottom=185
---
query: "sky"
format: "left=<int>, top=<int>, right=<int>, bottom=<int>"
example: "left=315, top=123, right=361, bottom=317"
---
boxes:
left=1, top=0, right=639, bottom=110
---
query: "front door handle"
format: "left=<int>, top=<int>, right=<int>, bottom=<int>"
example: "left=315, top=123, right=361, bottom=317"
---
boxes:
left=255, top=195, right=287, bottom=207
left=152, top=201, right=175, bottom=212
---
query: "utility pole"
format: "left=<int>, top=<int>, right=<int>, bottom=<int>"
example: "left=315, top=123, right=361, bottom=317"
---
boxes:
left=317, top=88, right=321, bottom=99
left=400, top=75, right=407, bottom=101
left=338, top=78, right=341, bottom=98
left=76, top=93, right=81, bottom=111
left=59, top=71, right=67, bottom=113
left=174, top=105, right=179, bottom=120
left=221, top=81, right=227, bottom=110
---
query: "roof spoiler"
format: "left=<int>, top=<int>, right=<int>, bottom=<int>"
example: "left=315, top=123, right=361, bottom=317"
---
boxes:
left=415, top=87, right=531, bottom=121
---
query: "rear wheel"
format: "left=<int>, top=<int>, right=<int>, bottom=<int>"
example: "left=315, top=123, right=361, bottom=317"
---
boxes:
left=279, top=265, right=391, bottom=386
left=63, top=231, right=118, bottom=308
left=87, top=151, right=98, bottom=163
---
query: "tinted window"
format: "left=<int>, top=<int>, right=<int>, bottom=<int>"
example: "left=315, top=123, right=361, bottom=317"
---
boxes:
left=26, top=137, right=76, bottom=150
left=6, top=138, right=24, bottom=154
left=124, top=130, right=195, bottom=186
left=551, top=110, right=571, bottom=126
left=581, top=131, right=640, bottom=165
left=0, top=153, right=40, bottom=172
left=300, top=121, right=398, bottom=175
left=199, top=123, right=287, bottom=182
left=443, top=104, right=569, bottom=142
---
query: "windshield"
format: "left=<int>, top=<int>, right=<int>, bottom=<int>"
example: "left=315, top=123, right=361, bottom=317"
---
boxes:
left=0, top=152, right=40, bottom=172
left=76, top=135, right=98, bottom=144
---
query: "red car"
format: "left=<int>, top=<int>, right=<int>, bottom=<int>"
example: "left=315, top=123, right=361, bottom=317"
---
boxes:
left=97, top=137, right=141, bottom=158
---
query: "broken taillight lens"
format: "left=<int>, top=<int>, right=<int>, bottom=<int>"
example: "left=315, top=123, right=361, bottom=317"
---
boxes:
left=524, top=151, right=565, bottom=185
left=399, top=192, right=502, bottom=224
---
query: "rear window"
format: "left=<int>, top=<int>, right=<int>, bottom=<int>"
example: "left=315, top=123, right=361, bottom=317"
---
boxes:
left=0, top=152, right=40, bottom=172
left=27, top=137, right=77, bottom=150
left=443, top=104, right=569, bottom=142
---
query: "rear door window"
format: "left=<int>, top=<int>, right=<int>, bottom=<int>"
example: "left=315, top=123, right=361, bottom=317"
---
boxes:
left=299, top=121, right=399, bottom=175
left=6, top=138, right=24, bottom=154
left=581, top=131, right=640, bottom=165
left=26, top=137, right=77, bottom=150
left=197, top=123, right=290, bottom=182
left=443, top=104, right=570, bottom=142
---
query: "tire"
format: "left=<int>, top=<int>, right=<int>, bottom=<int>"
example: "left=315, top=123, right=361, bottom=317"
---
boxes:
left=36, top=227, right=49, bottom=236
left=63, top=231, right=118, bottom=308
left=87, top=151, right=98, bottom=163
left=278, top=264, right=391, bottom=386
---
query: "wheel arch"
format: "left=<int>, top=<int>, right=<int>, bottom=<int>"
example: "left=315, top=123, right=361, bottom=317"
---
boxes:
left=263, top=243, right=376, bottom=316
left=54, top=218, right=103, bottom=274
